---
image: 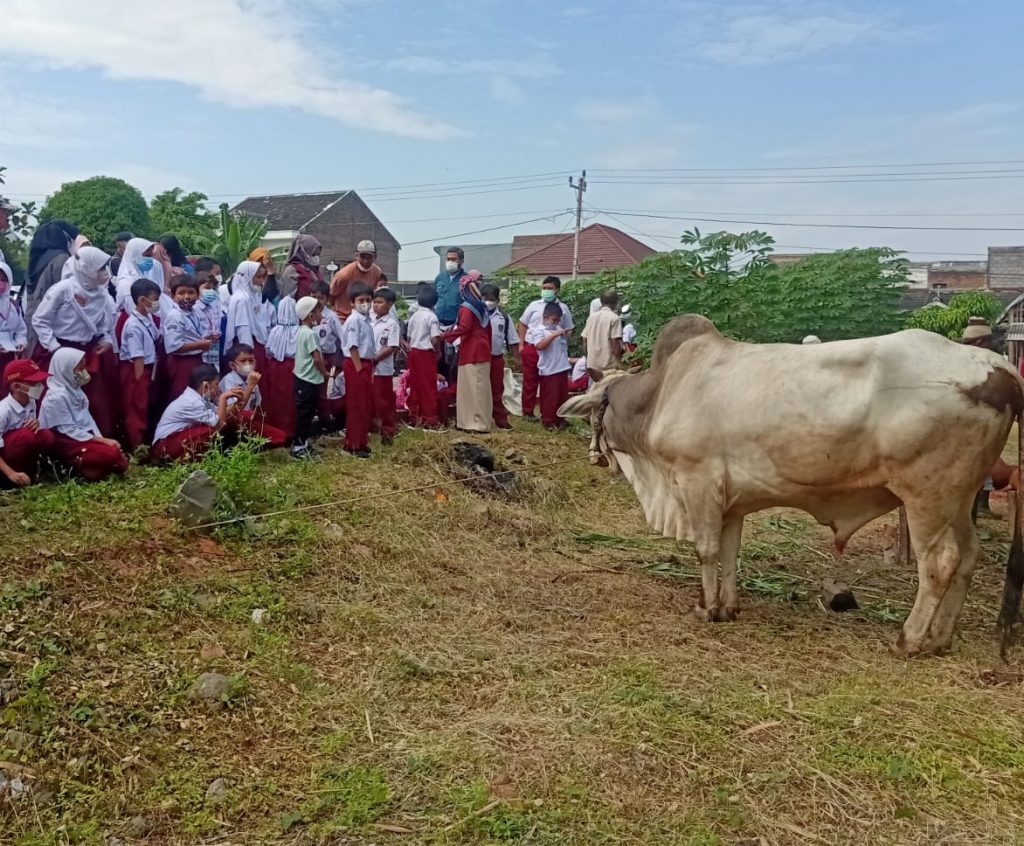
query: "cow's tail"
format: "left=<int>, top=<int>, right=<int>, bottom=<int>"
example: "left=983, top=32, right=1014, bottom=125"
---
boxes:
left=998, top=411, right=1024, bottom=660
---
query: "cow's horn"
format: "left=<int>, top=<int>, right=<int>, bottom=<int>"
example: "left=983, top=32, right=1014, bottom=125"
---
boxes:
left=587, top=367, right=605, bottom=383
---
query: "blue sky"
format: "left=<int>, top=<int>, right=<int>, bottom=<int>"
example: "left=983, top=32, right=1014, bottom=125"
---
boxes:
left=2, top=0, right=1023, bottom=278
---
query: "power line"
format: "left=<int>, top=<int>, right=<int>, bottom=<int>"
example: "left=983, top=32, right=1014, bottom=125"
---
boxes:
left=588, top=158, right=1024, bottom=173
left=400, top=212, right=574, bottom=247
left=589, top=173, right=1024, bottom=187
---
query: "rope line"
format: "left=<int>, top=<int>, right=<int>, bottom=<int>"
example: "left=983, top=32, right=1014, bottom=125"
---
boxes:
left=183, top=454, right=593, bottom=533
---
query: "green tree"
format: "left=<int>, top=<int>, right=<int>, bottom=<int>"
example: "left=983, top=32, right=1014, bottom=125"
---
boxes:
left=0, top=165, right=40, bottom=281
left=906, top=290, right=1003, bottom=339
left=209, top=203, right=271, bottom=275
left=149, top=188, right=217, bottom=255
left=39, top=176, right=150, bottom=250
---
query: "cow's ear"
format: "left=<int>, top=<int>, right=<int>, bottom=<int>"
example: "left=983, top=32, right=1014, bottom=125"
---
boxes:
left=587, top=366, right=604, bottom=383
left=558, top=392, right=600, bottom=418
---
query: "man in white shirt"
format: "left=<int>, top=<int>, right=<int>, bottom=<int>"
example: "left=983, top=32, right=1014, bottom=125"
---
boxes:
left=581, top=289, right=623, bottom=372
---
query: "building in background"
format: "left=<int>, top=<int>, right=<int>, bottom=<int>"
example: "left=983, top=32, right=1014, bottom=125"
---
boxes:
left=926, top=261, right=988, bottom=290
left=505, top=224, right=656, bottom=279
left=432, top=242, right=512, bottom=277
left=232, top=191, right=400, bottom=279
left=989, top=247, right=1024, bottom=290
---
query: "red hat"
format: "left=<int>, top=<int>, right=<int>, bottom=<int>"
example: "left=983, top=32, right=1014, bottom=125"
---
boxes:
left=3, top=359, right=49, bottom=386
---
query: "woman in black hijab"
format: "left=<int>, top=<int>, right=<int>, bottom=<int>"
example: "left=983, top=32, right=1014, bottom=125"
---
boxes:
left=24, top=219, right=79, bottom=354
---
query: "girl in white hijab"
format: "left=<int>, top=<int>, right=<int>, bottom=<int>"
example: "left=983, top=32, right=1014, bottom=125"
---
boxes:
left=38, top=347, right=128, bottom=481
left=263, top=297, right=299, bottom=439
left=266, top=297, right=299, bottom=362
left=60, top=235, right=93, bottom=280
left=114, top=238, right=162, bottom=313
left=225, top=260, right=275, bottom=373
left=0, top=260, right=28, bottom=395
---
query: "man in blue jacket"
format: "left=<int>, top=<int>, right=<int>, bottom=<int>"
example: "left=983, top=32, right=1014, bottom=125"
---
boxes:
left=434, top=246, right=466, bottom=380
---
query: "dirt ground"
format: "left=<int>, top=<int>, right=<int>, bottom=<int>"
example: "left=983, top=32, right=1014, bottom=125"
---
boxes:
left=1, top=424, right=1023, bottom=845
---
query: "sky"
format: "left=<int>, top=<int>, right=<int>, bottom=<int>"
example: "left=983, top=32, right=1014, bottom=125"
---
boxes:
left=2, top=0, right=1024, bottom=279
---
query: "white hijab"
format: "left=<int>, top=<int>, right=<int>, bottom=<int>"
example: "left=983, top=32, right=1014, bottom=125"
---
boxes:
left=0, top=261, right=12, bottom=302
left=38, top=346, right=99, bottom=440
left=70, top=247, right=115, bottom=335
left=225, top=261, right=267, bottom=345
left=266, top=297, right=299, bottom=361
left=115, top=238, right=162, bottom=312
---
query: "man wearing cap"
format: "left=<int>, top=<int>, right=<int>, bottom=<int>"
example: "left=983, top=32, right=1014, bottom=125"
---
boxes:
left=0, top=359, right=56, bottom=487
left=330, top=240, right=383, bottom=318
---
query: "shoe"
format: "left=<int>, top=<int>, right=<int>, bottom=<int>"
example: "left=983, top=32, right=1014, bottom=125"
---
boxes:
left=290, top=444, right=316, bottom=460
left=495, top=421, right=513, bottom=430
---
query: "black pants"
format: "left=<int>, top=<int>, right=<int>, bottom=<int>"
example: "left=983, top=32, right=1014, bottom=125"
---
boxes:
left=293, top=377, right=320, bottom=445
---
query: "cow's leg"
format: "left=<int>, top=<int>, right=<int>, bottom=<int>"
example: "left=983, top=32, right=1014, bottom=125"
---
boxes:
left=896, top=500, right=974, bottom=656
left=921, top=502, right=980, bottom=654
left=714, top=517, right=744, bottom=622
left=692, top=512, right=725, bottom=623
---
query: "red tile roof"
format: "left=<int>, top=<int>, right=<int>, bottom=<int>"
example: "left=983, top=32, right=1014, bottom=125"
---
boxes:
left=508, top=224, right=657, bottom=276
left=511, top=234, right=565, bottom=263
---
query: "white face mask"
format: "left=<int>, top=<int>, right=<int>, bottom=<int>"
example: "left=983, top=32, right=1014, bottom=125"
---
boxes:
left=215, top=274, right=224, bottom=284
left=309, top=255, right=321, bottom=267
left=236, top=364, right=254, bottom=378
left=148, top=299, right=161, bottom=314
left=446, top=260, right=460, bottom=273
left=484, top=300, right=498, bottom=312
left=356, top=302, right=371, bottom=316
left=27, top=384, right=44, bottom=400
left=73, top=370, right=91, bottom=387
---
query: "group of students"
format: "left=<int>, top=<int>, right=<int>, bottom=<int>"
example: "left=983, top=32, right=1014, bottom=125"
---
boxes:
left=0, top=225, right=631, bottom=489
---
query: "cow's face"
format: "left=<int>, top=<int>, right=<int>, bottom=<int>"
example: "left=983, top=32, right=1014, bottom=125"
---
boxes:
left=559, top=372, right=631, bottom=470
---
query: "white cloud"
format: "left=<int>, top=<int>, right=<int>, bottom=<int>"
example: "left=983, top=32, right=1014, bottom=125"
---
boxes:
left=0, top=0, right=453, bottom=140
left=684, top=6, right=886, bottom=66
left=385, top=55, right=560, bottom=80
left=490, top=76, right=526, bottom=106
left=575, top=95, right=659, bottom=124
left=0, top=91, right=90, bottom=151
left=593, top=143, right=681, bottom=170
left=562, top=5, right=592, bottom=19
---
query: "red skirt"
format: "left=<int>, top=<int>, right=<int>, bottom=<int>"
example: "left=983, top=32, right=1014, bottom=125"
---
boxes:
left=51, top=433, right=128, bottom=482
left=521, top=343, right=540, bottom=417
left=263, top=357, right=296, bottom=439
left=36, top=340, right=120, bottom=438
left=406, top=348, right=441, bottom=427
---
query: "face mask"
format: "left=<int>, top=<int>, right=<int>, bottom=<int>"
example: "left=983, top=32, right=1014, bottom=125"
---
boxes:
left=484, top=300, right=498, bottom=312
left=201, top=290, right=218, bottom=304
left=236, top=364, right=254, bottom=378
left=446, top=261, right=459, bottom=273
left=178, top=300, right=195, bottom=312
left=356, top=302, right=371, bottom=316
left=541, top=289, right=556, bottom=303
left=73, top=370, right=91, bottom=387
left=0, top=282, right=8, bottom=295
left=27, top=384, right=44, bottom=400
left=215, top=274, right=224, bottom=284
left=137, top=257, right=154, bottom=273
left=309, top=256, right=321, bottom=267
left=96, top=269, right=111, bottom=286
left=148, top=299, right=161, bottom=314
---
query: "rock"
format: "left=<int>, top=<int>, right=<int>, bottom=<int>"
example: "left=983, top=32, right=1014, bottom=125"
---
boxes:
left=251, top=608, right=267, bottom=625
left=205, top=777, right=230, bottom=806
left=170, top=470, right=217, bottom=528
left=9, top=777, right=29, bottom=800
left=324, top=522, right=346, bottom=541
left=298, top=599, right=321, bottom=623
left=0, top=677, right=19, bottom=705
left=200, top=642, right=226, bottom=661
left=106, top=838, right=126, bottom=846
left=124, top=816, right=152, bottom=838
left=504, top=449, right=525, bottom=465
left=452, top=441, right=496, bottom=472
left=451, top=442, right=518, bottom=498
left=821, top=579, right=859, bottom=613
left=188, top=672, right=231, bottom=701
left=3, top=729, right=39, bottom=751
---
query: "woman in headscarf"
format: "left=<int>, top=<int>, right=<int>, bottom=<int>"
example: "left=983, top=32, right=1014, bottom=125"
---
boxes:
left=23, top=219, right=79, bottom=354
left=160, top=235, right=194, bottom=276
left=38, top=347, right=128, bottom=481
left=61, top=235, right=93, bottom=280
left=31, top=247, right=120, bottom=436
left=113, top=238, right=176, bottom=342
left=278, top=235, right=322, bottom=300
left=0, top=260, right=28, bottom=398
left=249, top=247, right=280, bottom=305
left=224, top=260, right=275, bottom=376
left=442, top=270, right=493, bottom=433
left=263, top=297, right=299, bottom=440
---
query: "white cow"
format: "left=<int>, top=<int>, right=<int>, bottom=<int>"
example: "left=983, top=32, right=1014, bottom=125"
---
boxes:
left=559, top=315, right=1024, bottom=657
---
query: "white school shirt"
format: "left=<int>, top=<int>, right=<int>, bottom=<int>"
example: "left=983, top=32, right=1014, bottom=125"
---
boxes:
left=519, top=299, right=573, bottom=333
left=196, top=299, right=222, bottom=366
left=32, top=281, right=115, bottom=352
left=0, top=299, right=27, bottom=352
left=162, top=304, right=205, bottom=356
left=154, top=387, right=218, bottom=442
left=38, top=386, right=100, bottom=442
left=0, top=395, right=36, bottom=447
left=219, top=370, right=261, bottom=410
left=407, top=308, right=441, bottom=351
left=622, top=323, right=637, bottom=344
left=119, top=311, right=159, bottom=365
left=339, top=311, right=376, bottom=360
left=372, top=313, right=401, bottom=376
left=489, top=309, right=517, bottom=357
left=318, top=308, right=344, bottom=356
left=525, top=324, right=571, bottom=376
left=572, top=356, right=588, bottom=382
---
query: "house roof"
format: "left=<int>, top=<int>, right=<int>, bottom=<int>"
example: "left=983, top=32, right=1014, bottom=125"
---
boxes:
left=511, top=234, right=566, bottom=264
left=232, top=191, right=352, bottom=231
left=508, top=224, right=656, bottom=275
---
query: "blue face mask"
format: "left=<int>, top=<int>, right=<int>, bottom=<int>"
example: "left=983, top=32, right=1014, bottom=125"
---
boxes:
left=136, top=257, right=154, bottom=273
left=201, top=290, right=218, bottom=304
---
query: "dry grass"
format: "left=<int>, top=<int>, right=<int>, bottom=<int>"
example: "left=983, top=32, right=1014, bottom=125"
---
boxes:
left=1, top=424, right=1024, bottom=845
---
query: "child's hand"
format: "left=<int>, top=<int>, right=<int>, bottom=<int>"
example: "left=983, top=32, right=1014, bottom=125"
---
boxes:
left=246, top=372, right=261, bottom=387
left=4, top=468, right=30, bottom=487
left=226, top=387, right=245, bottom=400
left=98, top=437, right=123, bottom=450
left=26, top=418, right=39, bottom=433
left=199, top=338, right=214, bottom=350
left=207, top=332, right=221, bottom=341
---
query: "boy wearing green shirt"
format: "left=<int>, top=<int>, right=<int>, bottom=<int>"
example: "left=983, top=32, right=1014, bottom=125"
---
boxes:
left=291, top=296, right=329, bottom=460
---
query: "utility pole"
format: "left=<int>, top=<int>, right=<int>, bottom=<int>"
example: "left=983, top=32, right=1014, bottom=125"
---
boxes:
left=570, top=169, right=587, bottom=280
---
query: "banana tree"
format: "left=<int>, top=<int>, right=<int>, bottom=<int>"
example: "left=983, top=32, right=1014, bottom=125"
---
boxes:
left=209, top=203, right=272, bottom=275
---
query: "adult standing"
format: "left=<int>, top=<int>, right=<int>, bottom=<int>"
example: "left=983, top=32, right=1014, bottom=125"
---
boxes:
left=249, top=247, right=281, bottom=304
left=581, top=289, right=623, bottom=372
left=434, top=247, right=466, bottom=380
left=279, top=235, right=322, bottom=301
left=330, top=240, right=382, bottom=319
left=23, top=219, right=79, bottom=355
left=517, top=276, right=572, bottom=419
left=443, top=271, right=492, bottom=433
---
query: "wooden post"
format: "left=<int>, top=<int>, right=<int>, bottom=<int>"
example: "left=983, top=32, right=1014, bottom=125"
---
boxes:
left=897, top=505, right=912, bottom=566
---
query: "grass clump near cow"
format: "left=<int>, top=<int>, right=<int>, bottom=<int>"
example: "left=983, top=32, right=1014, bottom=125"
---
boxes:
left=3, top=320, right=1024, bottom=843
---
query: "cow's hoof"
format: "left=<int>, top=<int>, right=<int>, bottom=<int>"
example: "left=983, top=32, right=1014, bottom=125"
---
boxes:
left=693, top=605, right=716, bottom=623
left=713, top=606, right=738, bottom=623
left=890, top=631, right=924, bottom=659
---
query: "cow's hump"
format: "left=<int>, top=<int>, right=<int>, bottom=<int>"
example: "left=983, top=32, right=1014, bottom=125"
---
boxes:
left=652, top=314, right=721, bottom=368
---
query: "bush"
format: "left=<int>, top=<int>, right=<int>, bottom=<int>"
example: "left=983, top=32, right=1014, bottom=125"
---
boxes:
left=39, top=176, right=150, bottom=251
left=906, top=290, right=1003, bottom=339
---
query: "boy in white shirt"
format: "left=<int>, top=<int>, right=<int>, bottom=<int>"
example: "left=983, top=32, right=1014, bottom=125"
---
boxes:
left=152, top=364, right=241, bottom=462
left=516, top=275, right=572, bottom=419
left=481, top=283, right=518, bottom=430
left=525, top=301, right=571, bottom=429
left=118, top=278, right=161, bottom=449
left=339, top=283, right=376, bottom=458
left=371, top=287, right=401, bottom=444
left=0, top=359, right=56, bottom=487
left=405, top=285, right=443, bottom=429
